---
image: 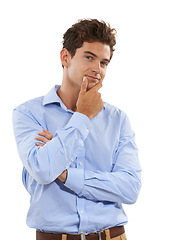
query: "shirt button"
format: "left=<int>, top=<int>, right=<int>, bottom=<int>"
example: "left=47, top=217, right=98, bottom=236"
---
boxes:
left=86, top=129, right=89, bottom=133
left=79, top=162, right=82, bottom=166
left=70, top=188, right=73, bottom=191
left=80, top=210, right=84, bottom=214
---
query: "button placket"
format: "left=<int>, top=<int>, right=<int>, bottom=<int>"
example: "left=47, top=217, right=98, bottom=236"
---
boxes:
left=77, top=148, right=85, bottom=169
left=76, top=148, right=88, bottom=234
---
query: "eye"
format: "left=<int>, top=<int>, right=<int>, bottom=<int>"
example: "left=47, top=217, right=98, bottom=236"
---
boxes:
left=86, top=56, right=93, bottom=60
left=100, top=61, right=108, bottom=67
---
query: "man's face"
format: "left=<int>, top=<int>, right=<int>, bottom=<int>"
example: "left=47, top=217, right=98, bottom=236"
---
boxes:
left=65, top=41, right=111, bottom=91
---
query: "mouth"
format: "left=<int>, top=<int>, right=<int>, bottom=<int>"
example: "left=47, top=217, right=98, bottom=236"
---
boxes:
left=84, top=75, right=101, bottom=90
left=85, top=75, right=101, bottom=82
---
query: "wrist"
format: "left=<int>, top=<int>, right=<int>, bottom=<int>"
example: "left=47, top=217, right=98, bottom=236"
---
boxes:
left=58, top=170, right=68, bottom=183
left=76, top=110, right=93, bottom=120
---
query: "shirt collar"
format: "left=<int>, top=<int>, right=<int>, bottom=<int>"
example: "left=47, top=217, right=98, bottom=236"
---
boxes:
left=43, top=85, right=105, bottom=112
left=43, top=85, right=68, bottom=109
left=43, top=85, right=60, bottom=105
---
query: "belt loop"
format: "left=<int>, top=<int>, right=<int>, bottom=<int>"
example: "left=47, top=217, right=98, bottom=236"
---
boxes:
left=105, top=229, right=111, bottom=240
left=98, top=232, right=102, bottom=240
left=62, top=234, right=67, bottom=240
left=81, top=234, right=86, bottom=240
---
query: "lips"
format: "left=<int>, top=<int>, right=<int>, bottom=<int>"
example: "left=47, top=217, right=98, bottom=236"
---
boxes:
left=86, top=75, right=101, bottom=81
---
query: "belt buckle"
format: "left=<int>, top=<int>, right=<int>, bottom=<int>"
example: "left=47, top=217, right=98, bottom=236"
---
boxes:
left=81, top=231, right=103, bottom=240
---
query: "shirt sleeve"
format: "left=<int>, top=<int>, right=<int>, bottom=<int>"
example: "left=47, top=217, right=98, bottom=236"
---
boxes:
left=65, top=113, right=142, bottom=204
left=12, top=105, right=92, bottom=185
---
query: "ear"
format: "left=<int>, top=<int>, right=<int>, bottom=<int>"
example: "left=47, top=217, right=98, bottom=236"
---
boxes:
left=60, top=48, right=71, bottom=67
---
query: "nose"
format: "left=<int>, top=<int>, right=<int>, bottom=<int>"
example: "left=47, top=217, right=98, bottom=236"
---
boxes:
left=91, top=61, right=101, bottom=74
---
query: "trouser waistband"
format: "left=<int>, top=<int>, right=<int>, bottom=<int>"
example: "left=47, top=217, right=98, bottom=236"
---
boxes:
left=36, top=226, right=125, bottom=240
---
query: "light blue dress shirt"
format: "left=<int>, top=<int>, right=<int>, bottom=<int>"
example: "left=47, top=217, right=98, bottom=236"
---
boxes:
left=12, top=85, right=141, bottom=234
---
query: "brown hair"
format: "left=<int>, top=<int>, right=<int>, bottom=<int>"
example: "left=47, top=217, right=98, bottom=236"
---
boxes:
left=62, top=19, right=117, bottom=60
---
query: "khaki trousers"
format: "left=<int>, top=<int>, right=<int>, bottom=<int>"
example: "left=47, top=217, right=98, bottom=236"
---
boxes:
left=104, top=229, right=127, bottom=240
left=108, top=233, right=127, bottom=240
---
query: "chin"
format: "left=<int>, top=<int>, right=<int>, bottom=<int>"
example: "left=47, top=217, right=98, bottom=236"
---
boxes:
left=87, top=82, right=97, bottom=91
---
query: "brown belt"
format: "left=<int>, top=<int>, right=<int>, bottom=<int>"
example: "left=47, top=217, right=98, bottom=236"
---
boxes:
left=36, top=226, right=125, bottom=240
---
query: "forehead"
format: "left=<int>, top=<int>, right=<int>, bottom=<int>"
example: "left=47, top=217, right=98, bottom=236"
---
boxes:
left=77, top=41, right=111, bottom=60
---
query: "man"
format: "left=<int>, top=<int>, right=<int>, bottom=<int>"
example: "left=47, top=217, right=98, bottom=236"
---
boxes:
left=13, top=19, right=141, bottom=240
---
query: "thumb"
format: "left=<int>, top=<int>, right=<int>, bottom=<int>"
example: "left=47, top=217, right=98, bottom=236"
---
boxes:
left=80, top=77, right=88, bottom=94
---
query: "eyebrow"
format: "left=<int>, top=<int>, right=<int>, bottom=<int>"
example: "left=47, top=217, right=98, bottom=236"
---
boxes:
left=84, top=51, right=110, bottom=63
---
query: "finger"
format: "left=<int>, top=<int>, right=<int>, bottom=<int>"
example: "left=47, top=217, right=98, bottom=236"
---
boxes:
left=36, top=142, right=45, bottom=147
left=37, top=132, right=49, bottom=139
left=43, top=129, right=53, bottom=139
left=35, top=136, right=49, bottom=143
left=79, top=77, right=88, bottom=94
left=90, top=81, right=103, bottom=92
left=38, top=130, right=53, bottom=140
left=43, top=129, right=51, bottom=134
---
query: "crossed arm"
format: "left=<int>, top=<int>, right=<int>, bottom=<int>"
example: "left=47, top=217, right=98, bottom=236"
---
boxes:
left=34, top=126, right=141, bottom=205
left=13, top=107, right=141, bottom=204
left=35, top=129, right=67, bottom=183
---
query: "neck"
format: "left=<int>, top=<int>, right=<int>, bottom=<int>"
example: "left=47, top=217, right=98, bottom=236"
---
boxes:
left=57, top=78, right=80, bottom=112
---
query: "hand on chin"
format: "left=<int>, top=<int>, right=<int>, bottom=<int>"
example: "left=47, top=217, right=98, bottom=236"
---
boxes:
left=87, top=79, right=99, bottom=91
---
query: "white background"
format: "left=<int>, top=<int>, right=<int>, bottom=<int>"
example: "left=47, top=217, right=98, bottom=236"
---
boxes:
left=0, top=0, right=185, bottom=239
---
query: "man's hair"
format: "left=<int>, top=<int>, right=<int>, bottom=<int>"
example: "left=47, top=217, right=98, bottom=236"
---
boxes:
left=62, top=19, right=117, bottom=60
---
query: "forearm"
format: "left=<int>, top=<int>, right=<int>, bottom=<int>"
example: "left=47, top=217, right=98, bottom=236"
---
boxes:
left=13, top=109, right=91, bottom=185
left=26, top=130, right=84, bottom=184
left=65, top=168, right=141, bottom=204
left=64, top=115, right=142, bottom=204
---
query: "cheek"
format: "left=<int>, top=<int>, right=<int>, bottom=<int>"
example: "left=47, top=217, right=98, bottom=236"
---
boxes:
left=68, top=62, right=87, bottom=85
left=101, top=69, right=107, bottom=80
left=68, top=62, right=81, bottom=77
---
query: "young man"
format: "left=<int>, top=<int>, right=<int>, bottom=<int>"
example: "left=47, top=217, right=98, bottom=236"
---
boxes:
left=13, top=19, right=141, bottom=240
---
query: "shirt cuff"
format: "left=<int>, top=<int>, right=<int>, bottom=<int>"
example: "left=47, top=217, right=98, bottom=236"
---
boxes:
left=65, top=168, right=84, bottom=194
left=66, top=112, right=92, bottom=140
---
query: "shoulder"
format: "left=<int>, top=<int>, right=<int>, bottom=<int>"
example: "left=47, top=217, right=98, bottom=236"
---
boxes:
left=104, top=102, right=127, bottom=120
left=14, top=96, right=44, bottom=112
left=13, top=96, right=44, bottom=121
left=104, top=102, right=135, bottom=138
